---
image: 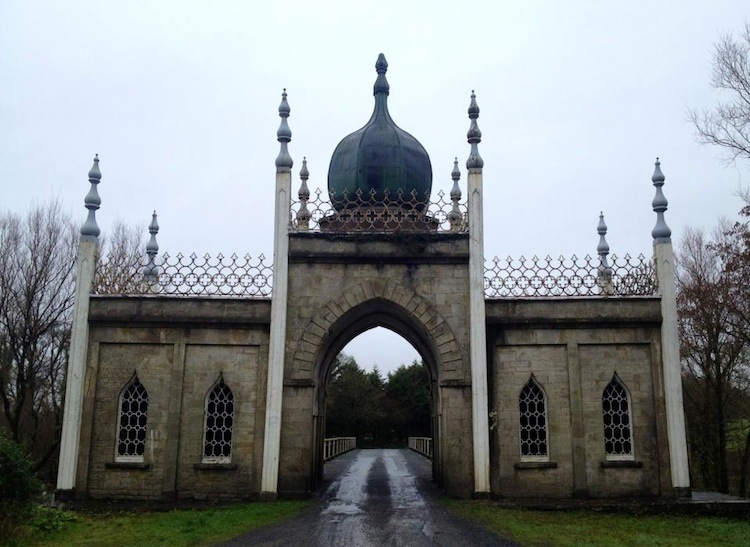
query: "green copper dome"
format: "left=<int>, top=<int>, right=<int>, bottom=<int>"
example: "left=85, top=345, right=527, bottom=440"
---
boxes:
left=328, top=54, right=432, bottom=210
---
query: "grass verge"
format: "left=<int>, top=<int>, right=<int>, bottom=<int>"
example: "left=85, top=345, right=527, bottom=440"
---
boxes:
left=442, top=499, right=750, bottom=546
left=14, top=500, right=311, bottom=546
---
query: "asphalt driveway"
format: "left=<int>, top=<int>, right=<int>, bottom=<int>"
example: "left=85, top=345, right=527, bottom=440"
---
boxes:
left=222, top=448, right=515, bottom=546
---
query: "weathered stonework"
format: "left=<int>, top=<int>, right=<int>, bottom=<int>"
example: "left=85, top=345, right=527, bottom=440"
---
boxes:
left=487, top=298, right=673, bottom=498
left=67, top=249, right=680, bottom=503
left=76, top=297, right=271, bottom=500
left=278, top=232, right=475, bottom=497
left=56, top=60, right=689, bottom=503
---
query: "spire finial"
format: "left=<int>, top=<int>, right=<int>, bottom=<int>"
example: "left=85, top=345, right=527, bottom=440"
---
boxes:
left=80, top=154, right=101, bottom=239
left=451, top=158, right=461, bottom=189
left=597, top=212, right=610, bottom=255
left=143, top=211, right=160, bottom=281
left=597, top=212, right=613, bottom=294
left=449, top=158, right=463, bottom=231
left=296, top=157, right=311, bottom=231
left=275, top=88, right=293, bottom=172
left=466, top=91, right=484, bottom=169
left=651, top=157, right=671, bottom=243
left=374, top=53, right=390, bottom=96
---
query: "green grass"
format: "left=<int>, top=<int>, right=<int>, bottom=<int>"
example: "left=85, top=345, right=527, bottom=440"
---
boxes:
left=442, top=499, right=750, bottom=546
left=15, top=500, right=310, bottom=546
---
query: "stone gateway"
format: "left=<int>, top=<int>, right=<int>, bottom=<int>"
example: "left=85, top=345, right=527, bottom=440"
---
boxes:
left=56, top=55, right=690, bottom=501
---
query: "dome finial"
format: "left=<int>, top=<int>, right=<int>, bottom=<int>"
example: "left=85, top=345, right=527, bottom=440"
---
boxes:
left=374, top=53, right=390, bottom=95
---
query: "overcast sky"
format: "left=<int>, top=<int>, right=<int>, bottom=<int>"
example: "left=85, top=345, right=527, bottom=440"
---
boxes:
left=2, top=1, right=748, bottom=374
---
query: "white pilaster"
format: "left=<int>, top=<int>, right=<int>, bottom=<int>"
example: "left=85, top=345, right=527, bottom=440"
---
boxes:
left=655, top=241, right=690, bottom=492
left=467, top=168, right=490, bottom=495
left=261, top=90, right=293, bottom=496
left=56, top=238, right=97, bottom=492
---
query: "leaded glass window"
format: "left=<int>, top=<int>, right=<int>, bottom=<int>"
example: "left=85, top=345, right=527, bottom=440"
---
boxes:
left=602, top=374, right=634, bottom=460
left=203, top=375, right=234, bottom=463
left=116, top=374, right=148, bottom=461
left=519, top=375, right=548, bottom=460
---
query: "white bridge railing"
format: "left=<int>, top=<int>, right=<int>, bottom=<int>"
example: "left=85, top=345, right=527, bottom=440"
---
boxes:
left=408, top=437, right=432, bottom=459
left=324, top=437, right=356, bottom=461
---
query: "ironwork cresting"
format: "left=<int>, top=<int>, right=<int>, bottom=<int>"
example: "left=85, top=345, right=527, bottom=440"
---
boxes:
left=484, top=254, right=657, bottom=298
left=290, top=188, right=469, bottom=233
left=94, top=250, right=655, bottom=299
left=94, top=252, right=273, bottom=297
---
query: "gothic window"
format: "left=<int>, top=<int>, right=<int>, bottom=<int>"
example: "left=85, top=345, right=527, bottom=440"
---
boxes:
left=519, top=375, right=548, bottom=460
left=203, top=375, right=235, bottom=463
left=116, top=374, right=148, bottom=462
left=602, top=374, right=634, bottom=460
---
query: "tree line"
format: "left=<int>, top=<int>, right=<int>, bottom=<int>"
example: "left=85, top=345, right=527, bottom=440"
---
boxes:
left=682, top=21, right=750, bottom=496
left=325, top=354, right=431, bottom=447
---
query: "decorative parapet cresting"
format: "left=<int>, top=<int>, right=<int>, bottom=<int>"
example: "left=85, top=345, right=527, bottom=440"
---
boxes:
left=290, top=188, right=468, bottom=233
left=484, top=253, right=657, bottom=298
left=93, top=252, right=273, bottom=297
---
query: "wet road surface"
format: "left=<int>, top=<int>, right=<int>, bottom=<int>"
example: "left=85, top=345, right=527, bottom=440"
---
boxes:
left=223, top=448, right=515, bottom=546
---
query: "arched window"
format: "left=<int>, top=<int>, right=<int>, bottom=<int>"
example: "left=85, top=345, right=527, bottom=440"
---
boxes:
left=519, top=375, right=548, bottom=461
left=116, top=374, right=148, bottom=462
left=602, top=373, right=634, bottom=460
left=203, top=375, right=235, bottom=463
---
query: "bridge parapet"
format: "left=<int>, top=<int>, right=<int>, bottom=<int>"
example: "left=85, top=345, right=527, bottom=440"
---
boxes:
left=408, top=437, right=433, bottom=459
left=324, top=437, right=356, bottom=461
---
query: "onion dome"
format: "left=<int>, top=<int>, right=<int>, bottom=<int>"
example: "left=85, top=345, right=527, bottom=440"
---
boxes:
left=327, top=54, right=432, bottom=210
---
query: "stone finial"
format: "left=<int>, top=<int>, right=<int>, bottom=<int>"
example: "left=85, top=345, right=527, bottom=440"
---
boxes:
left=597, top=212, right=612, bottom=272
left=451, top=158, right=461, bottom=199
left=80, top=154, right=102, bottom=239
left=275, top=89, right=293, bottom=172
left=651, top=157, right=672, bottom=243
left=296, top=157, right=311, bottom=231
left=142, top=211, right=159, bottom=280
left=597, top=212, right=613, bottom=294
left=466, top=91, right=484, bottom=169
left=449, top=158, right=463, bottom=231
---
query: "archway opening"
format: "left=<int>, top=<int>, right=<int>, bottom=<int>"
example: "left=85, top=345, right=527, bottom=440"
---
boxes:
left=326, top=327, right=431, bottom=449
left=313, top=324, right=440, bottom=489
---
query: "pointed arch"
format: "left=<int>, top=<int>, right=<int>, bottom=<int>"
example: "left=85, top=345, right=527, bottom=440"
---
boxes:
left=203, top=374, right=235, bottom=464
left=602, top=373, right=634, bottom=460
left=292, top=279, right=464, bottom=490
left=291, top=279, right=465, bottom=386
left=115, top=373, right=148, bottom=462
left=518, top=374, right=548, bottom=461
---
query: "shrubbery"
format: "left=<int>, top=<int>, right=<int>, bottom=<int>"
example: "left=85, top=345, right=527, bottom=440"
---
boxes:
left=0, top=429, right=43, bottom=540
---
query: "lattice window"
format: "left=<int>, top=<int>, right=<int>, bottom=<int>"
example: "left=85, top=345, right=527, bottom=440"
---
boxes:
left=602, top=374, right=634, bottom=460
left=116, top=374, right=148, bottom=462
left=203, top=375, right=234, bottom=463
left=519, top=375, right=548, bottom=461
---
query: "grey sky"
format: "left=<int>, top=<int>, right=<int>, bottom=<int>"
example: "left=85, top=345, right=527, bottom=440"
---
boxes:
left=1, top=1, right=747, bottom=374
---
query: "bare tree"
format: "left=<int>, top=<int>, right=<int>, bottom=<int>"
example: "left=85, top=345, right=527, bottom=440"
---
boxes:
left=0, top=200, right=145, bottom=480
left=95, top=220, right=146, bottom=294
left=691, top=22, right=750, bottom=166
left=677, top=225, right=750, bottom=493
left=0, top=201, right=78, bottom=474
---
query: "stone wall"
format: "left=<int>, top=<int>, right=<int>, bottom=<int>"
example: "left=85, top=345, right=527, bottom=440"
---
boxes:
left=72, top=264, right=674, bottom=500
left=280, top=232, right=476, bottom=497
left=487, top=298, right=673, bottom=498
left=76, top=297, right=271, bottom=500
